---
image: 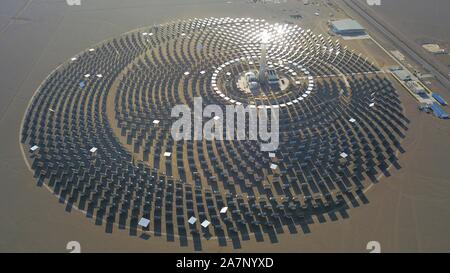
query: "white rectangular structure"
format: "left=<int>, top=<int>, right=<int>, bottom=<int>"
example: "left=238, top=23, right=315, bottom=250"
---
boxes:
left=138, top=218, right=150, bottom=228
left=340, top=152, right=348, bottom=159
left=164, top=152, right=172, bottom=157
left=188, top=216, right=197, bottom=225
left=201, top=220, right=211, bottom=228
left=270, top=164, right=278, bottom=170
left=330, top=19, right=366, bottom=36
left=220, top=207, right=228, bottom=214
left=90, top=147, right=98, bottom=153
left=30, top=145, right=39, bottom=152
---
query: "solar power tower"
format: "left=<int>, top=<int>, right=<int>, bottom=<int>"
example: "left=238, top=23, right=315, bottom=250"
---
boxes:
left=259, top=30, right=270, bottom=83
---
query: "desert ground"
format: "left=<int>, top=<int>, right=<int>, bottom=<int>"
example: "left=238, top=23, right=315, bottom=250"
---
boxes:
left=0, top=0, right=449, bottom=252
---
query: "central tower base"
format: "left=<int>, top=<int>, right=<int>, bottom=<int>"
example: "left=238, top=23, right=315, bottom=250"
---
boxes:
left=237, top=69, right=288, bottom=97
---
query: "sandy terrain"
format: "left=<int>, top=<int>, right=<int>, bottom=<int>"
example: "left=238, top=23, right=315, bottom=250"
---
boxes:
left=0, top=0, right=449, bottom=252
left=348, top=0, right=450, bottom=86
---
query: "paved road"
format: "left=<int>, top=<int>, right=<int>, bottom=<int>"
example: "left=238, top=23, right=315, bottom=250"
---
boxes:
left=342, top=0, right=450, bottom=90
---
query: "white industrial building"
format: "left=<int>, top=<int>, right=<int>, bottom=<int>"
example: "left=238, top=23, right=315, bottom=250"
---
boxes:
left=330, top=19, right=366, bottom=36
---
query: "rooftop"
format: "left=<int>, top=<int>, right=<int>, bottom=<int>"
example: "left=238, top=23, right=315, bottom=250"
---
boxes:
left=393, top=70, right=413, bottom=81
left=331, top=19, right=365, bottom=31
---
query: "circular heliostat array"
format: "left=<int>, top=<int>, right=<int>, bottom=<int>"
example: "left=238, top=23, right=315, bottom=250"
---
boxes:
left=21, top=17, right=407, bottom=245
